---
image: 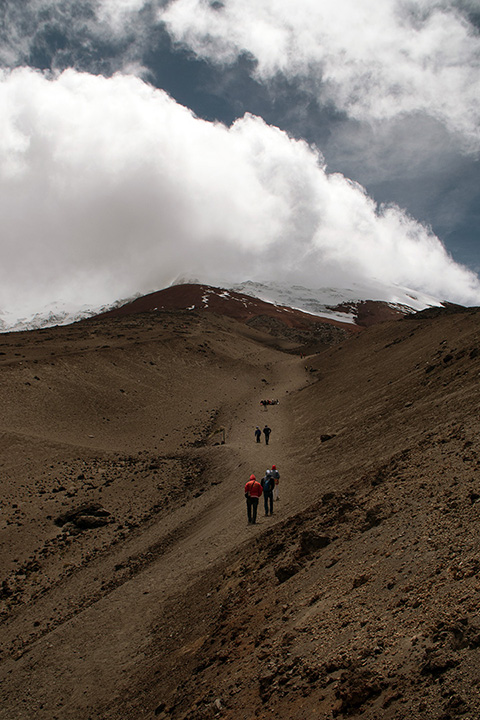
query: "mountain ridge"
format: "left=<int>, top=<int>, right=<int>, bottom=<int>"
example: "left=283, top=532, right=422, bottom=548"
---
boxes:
left=0, top=279, right=444, bottom=333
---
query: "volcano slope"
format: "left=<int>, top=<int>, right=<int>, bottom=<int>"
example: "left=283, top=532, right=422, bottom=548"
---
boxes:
left=0, top=305, right=480, bottom=719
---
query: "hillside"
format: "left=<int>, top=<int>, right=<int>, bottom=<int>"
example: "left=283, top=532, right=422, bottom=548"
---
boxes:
left=0, top=279, right=437, bottom=333
left=97, top=283, right=414, bottom=331
left=0, top=303, right=480, bottom=719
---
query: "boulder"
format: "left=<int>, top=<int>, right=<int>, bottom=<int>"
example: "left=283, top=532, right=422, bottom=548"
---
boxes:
left=298, top=531, right=330, bottom=556
left=54, top=503, right=111, bottom=530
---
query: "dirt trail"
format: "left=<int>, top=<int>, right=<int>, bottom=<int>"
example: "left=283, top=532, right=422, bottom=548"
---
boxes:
left=0, top=351, right=311, bottom=720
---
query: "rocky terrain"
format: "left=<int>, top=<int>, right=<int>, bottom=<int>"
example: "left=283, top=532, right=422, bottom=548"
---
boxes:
left=0, top=287, right=479, bottom=719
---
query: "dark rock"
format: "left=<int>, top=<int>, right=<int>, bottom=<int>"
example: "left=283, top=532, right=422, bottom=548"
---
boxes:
left=335, top=668, right=385, bottom=714
left=259, top=669, right=276, bottom=702
left=322, top=492, right=336, bottom=504
left=362, top=505, right=386, bottom=530
left=352, top=574, right=370, bottom=589
left=275, top=561, right=301, bottom=584
left=320, top=434, right=336, bottom=443
left=61, top=521, right=82, bottom=535
left=54, top=503, right=111, bottom=529
left=0, top=581, right=12, bottom=599
left=420, top=649, right=458, bottom=677
left=265, top=541, right=285, bottom=559
left=298, top=531, right=330, bottom=556
left=74, top=515, right=110, bottom=529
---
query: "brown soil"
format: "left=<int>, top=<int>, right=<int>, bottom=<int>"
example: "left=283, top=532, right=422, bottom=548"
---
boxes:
left=1, top=301, right=480, bottom=720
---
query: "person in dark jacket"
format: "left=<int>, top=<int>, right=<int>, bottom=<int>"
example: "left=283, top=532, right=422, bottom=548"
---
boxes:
left=263, top=424, right=271, bottom=445
left=261, top=469, right=274, bottom=516
left=244, top=474, right=263, bottom=524
left=254, top=426, right=261, bottom=443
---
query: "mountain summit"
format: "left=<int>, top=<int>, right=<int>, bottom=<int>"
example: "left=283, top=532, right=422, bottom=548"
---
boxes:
left=0, top=279, right=443, bottom=333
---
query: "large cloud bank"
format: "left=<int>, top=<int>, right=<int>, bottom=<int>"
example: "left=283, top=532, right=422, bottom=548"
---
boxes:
left=3, top=1, right=479, bottom=155
left=1, top=67, right=479, bottom=321
left=160, top=0, right=480, bottom=154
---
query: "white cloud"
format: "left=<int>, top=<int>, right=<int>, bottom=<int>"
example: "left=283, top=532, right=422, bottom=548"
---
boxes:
left=159, top=0, right=480, bottom=153
left=96, top=0, right=150, bottom=34
left=0, top=0, right=151, bottom=72
left=0, top=67, right=479, bottom=323
left=4, top=1, right=479, bottom=156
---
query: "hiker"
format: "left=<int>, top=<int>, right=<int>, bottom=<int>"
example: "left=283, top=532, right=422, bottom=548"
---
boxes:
left=271, top=464, right=280, bottom=501
left=254, top=426, right=261, bottom=443
left=263, top=424, right=271, bottom=445
left=261, top=469, right=274, bottom=516
left=244, top=474, right=263, bottom=524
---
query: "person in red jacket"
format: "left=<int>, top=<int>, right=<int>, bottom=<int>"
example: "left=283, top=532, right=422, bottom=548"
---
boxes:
left=244, top=473, right=263, bottom=524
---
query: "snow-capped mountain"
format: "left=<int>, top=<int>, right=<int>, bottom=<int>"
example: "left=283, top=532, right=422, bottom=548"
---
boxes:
left=0, top=304, right=94, bottom=333
left=0, top=297, right=139, bottom=333
left=230, top=280, right=442, bottom=324
left=0, top=280, right=443, bottom=333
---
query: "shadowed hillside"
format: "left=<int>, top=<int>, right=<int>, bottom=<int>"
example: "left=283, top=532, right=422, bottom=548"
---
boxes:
left=1, top=302, right=480, bottom=720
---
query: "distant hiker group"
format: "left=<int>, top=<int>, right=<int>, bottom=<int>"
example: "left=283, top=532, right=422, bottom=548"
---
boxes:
left=244, top=465, right=280, bottom=524
left=260, top=399, right=279, bottom=408
left=255, top=425, right=271, bottom=444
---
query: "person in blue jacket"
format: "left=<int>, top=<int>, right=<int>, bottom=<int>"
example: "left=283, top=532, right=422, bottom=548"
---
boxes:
left=261, top=469, right=274, bottom=516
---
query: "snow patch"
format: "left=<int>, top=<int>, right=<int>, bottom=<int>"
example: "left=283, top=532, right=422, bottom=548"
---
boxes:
left=230, top=279, right=442, bottom=323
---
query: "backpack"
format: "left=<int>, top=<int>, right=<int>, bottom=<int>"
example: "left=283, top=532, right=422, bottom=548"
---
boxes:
left=262, top=471, right=273, bottom=493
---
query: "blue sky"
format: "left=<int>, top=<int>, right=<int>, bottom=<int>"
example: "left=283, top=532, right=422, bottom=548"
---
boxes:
left=1, top=0, right=480, bottom=320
